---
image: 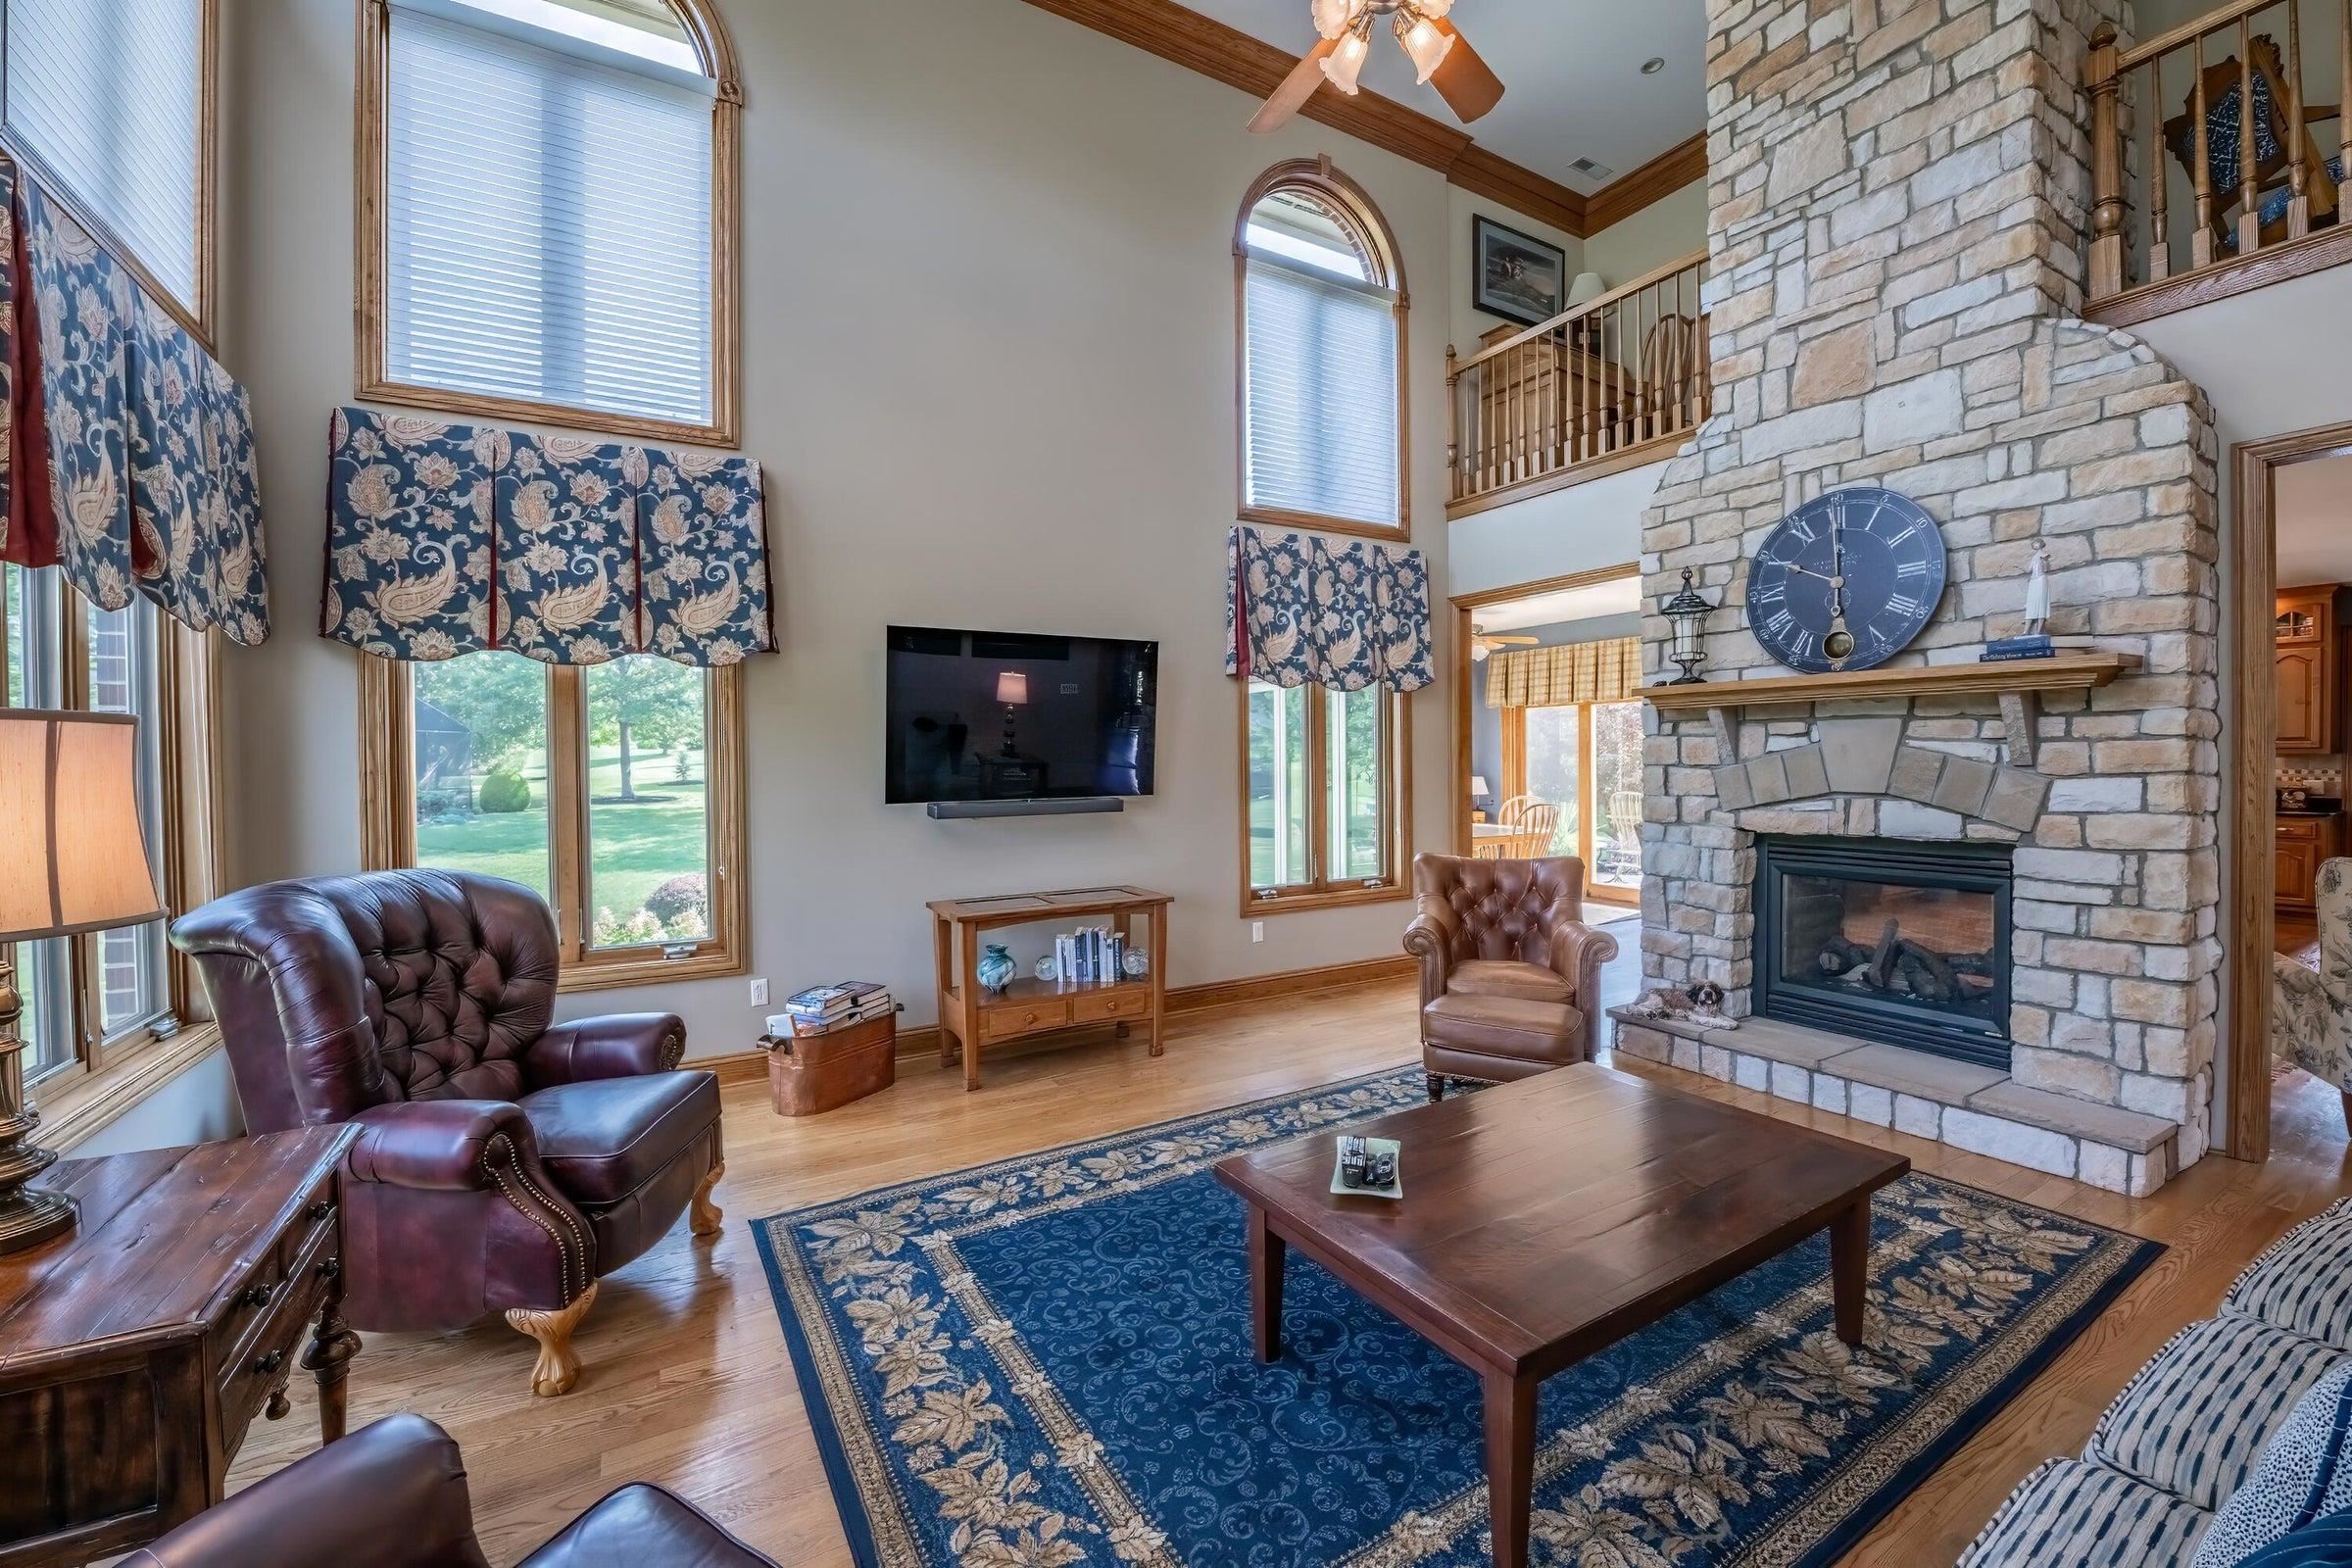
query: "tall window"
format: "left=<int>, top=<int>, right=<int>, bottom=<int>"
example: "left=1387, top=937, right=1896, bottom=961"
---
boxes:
left=366, top=655, right=747, bottom=990
left=1244, top=680, right=1407, bottom=912
left=1236, top=161, right=1407, bottom=539
left=3, top=567, right=215, bottom=1089
left=2, top=0, right=212, bottom=336
left=362, top=0, right=740, bottom=443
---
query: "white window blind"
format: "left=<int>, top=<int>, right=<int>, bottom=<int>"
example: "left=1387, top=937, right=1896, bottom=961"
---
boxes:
left=1242, top=254, right=1400, bottom=528
left=385, top=0, right=714, bottom=426
left=3, top=0, right=202, bottom=310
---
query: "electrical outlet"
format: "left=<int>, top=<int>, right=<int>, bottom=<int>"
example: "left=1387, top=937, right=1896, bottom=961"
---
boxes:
left=1251, top=921, right=1264, bottom=943
left=749, top=977, right=769, bottom=1006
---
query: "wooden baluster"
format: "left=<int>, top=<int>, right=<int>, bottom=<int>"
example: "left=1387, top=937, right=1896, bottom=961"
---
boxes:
left=2194, top=29, right=2217, bottom=268
left=2341, top=0, right=2350, bottom=228
left=2239, top=14, right=2260, bottom=255
left=1568, top=311, right=1585, bottom=464
left=1445, top=347, right=1461, bottom=502
left=2290, top=0, right=2311, bottom=238
left=2088, top=22, right=2126, bottom=299
left=2148, top=60, right=2172, bottom=280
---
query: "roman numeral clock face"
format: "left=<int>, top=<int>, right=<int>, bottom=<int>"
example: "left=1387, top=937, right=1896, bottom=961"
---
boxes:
left=1747, top=487, right=1947, bottom=673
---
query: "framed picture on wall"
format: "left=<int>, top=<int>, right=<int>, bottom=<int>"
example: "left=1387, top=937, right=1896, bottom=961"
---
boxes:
left=1471, top=216, right=1568, bottom=327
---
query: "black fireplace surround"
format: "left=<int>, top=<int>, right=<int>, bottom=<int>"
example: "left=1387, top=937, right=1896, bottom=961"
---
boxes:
left=1754, top=836, right=2014, bottom=1071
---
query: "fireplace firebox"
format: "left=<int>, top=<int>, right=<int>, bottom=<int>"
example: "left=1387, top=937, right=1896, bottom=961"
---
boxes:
left=1753, top=836, right=2014, bottom=1070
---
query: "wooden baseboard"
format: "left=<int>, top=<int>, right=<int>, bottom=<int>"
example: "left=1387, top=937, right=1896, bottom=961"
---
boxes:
left=698, top=953, right=1418, bottom=1088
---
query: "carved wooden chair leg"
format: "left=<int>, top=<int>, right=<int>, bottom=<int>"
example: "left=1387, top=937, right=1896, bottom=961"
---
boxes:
left=1427, top=1072, right=1445, bottom=1102
left=507, top=1282, right=597, bottom=1397
left=690, top=1160, right=725, bottom=1238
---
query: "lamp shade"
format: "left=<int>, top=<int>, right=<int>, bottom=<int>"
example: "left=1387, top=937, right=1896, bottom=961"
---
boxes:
left=1567, top=271, right=1607, bottom=307
left=994, top=672, right=1030, bottom=706
left=1471, top=775, right=1492, bottom=797
left=0, top=710, right=164, bottom=943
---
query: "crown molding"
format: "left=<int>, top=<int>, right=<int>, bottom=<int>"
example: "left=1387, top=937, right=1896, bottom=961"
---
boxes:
left=1015, top=0, right=1590, bottom=234
left=1584, top=132, right=1708, bottom=234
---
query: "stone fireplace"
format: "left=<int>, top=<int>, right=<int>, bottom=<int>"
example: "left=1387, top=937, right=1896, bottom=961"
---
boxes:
left=1608, top=0, right=2223, bottom=1197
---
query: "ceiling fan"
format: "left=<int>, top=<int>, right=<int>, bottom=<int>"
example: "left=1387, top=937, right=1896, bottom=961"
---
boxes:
left=1470, top=625, right=1538, bottom=662
left=1249, top=0, right=1506, bottom=135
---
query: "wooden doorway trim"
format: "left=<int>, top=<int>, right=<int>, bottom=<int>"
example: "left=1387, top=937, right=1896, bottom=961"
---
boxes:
left=2228, top=419, right=2352, bottom=1162
left=1447, top=564, right=1642, bottom=858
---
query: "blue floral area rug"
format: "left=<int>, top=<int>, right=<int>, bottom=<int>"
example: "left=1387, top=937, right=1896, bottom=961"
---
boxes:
left=754, top=1068, right=2162, bottom=1567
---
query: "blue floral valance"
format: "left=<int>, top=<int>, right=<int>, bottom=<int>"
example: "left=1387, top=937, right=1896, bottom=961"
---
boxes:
left=321, top=407, right=774, bottom=665
left=1226, top=525, right=1432, bottom=693
left=3, top=158, right=269, bottom=644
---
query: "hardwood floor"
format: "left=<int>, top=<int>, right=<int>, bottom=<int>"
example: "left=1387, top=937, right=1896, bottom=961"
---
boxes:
left=225, top=954, right=2352, bottom=1567
left=2278, top=909, right=2322, bottom=969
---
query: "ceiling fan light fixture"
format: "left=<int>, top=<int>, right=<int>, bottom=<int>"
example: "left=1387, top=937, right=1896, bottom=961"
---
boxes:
left=1416, top=0, right=1453, bottom=17
left=1310, top=0, right=1362, bottom=39
left=1320, top=25, right=1371, bottom=94
left=1396, top=13, right=1454, bottom=83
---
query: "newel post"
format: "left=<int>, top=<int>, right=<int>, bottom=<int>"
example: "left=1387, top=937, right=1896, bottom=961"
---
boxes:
left=2087, top=22, right=2127, bottom=301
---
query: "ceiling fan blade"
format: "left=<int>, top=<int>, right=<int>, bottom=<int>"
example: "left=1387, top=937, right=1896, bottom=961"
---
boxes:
left=1428, top=21, right=1504, bottom=123
left=1250, top=35, right=1339, bottom=135
left=1492, top=634, right=1538, bottom=645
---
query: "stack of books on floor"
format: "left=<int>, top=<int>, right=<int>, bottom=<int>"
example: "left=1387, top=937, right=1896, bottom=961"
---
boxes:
left=776, top=980, right=894, bottom=1035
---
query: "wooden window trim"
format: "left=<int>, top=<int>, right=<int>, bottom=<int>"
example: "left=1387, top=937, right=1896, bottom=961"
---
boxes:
left=352, top=0, right=744, bottom=447
left=0, top=0, right=220, bottom=348
left=360, top=656, right=750, bottom=992
left=1235, top=680, right=1412, bottom=917
left=4, top=584, right=232, bottom=1137
left=1234, top=157, right=1411, bottom=543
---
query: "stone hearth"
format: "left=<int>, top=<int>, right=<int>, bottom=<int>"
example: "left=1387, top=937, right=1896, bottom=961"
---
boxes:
left=1627, top=0, right=2221, bottom=1194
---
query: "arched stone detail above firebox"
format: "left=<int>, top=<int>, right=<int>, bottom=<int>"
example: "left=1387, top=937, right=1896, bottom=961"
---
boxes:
left=1710, top=716, right=2052, bottom=834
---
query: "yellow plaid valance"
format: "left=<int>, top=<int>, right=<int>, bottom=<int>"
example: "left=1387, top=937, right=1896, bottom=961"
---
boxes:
left=1484, top=637, right=1642, bottom=708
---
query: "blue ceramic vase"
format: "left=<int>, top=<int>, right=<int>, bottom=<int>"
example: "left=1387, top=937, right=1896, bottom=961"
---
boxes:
left=977, top=943, right=1018, bottom=995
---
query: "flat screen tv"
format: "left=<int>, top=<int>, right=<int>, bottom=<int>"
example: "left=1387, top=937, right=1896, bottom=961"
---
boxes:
left=885, top=626, right=1158, bottom=806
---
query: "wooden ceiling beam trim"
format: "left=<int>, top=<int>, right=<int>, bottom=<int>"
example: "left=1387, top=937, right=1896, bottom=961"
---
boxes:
left=1584, top=131, right=1708, bottom=235
left=1016, top=0, right=1588, bottom=234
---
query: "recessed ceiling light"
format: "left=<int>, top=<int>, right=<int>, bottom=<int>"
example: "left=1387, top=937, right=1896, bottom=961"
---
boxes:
left=1642, top=56, right=1666, bottom=74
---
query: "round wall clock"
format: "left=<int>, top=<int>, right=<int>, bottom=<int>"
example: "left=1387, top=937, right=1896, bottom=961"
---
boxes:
left=1747, top=486, right=1946, bottom=674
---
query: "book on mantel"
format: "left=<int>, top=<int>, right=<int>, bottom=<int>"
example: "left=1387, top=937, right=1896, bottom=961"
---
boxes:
left=1980, top=635, right=2097, bottom=662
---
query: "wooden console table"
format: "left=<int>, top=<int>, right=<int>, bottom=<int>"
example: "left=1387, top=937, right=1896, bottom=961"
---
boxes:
left=0, top=1126, right=360, bottom=1566
left=929, top=886, right=1171, bottom=1090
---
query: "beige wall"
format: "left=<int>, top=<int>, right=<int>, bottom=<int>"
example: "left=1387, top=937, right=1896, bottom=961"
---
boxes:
left=208, top=0, right=1470, bottom=1085
left=1581, top=176, right=1706, bottom=291
left=1449, top=189, right=1583, bottom=355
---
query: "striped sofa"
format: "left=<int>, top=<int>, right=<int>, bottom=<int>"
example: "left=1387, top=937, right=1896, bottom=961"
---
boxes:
left=1960, top=1197, right=2352, bottom=1566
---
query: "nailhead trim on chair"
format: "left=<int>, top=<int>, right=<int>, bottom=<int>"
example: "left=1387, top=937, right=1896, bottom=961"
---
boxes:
left=481, top=1132, right=590, bottom=1301
left=660, top=1032, right=686, bottom=1072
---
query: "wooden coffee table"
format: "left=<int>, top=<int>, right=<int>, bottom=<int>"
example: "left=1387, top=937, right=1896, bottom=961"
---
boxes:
left=1211, top=1062, right=1909, bottom=1568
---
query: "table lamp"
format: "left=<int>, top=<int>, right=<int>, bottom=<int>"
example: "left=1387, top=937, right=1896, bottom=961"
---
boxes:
left=1470, top=774, right=1492, bottom=809
left=995, top=671, right=1029, bottom=757
left=0, top=710, right=165, bottom=1253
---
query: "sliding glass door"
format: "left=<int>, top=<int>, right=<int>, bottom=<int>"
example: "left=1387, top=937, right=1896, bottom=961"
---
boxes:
left=1505, top=699, right=1642, bottom=903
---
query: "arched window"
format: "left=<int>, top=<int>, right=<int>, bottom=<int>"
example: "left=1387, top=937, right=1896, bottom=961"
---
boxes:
left=1236, top=159, right=1407, bottom=539
left=359, top=0, right=741, bottom=444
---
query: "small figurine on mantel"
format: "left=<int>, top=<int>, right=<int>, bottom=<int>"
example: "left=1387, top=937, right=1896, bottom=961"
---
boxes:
left=1981, top=542, right=2060, bottom=662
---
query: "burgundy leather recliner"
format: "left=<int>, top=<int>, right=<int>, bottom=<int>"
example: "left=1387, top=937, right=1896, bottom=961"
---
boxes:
left=171, top=870, right=725, bottom=1396
left=123, top=1413, right=779, bottom=1566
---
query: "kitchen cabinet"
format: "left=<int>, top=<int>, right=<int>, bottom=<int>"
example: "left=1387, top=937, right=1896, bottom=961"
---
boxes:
left=2278, top=814, right=2342, bottom=913
left=2276, top=587, right=2341, bottom=755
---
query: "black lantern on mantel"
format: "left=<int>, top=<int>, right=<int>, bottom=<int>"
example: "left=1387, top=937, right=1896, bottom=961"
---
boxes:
left=1662, top=568, right=1716, bottom=685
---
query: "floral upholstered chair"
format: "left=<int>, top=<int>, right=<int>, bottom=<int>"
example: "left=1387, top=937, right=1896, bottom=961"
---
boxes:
left=2275, top=857, right=2352, bottom=1127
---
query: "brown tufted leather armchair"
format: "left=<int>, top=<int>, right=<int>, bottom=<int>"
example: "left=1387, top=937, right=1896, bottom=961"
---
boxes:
left=1401, top=853, right=1619, bottom=1099
left=171, top=870, right=724, bottom=1396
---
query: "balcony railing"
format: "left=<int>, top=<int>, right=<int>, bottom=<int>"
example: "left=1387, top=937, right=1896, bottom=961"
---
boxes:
left=2087, top=0, right=2352, bottom=324
left=1445, top=251, right=1710, bottom=516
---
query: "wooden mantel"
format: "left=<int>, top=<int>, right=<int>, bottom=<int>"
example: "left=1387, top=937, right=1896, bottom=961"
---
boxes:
left=1638, top=652, right=2143, bottom=769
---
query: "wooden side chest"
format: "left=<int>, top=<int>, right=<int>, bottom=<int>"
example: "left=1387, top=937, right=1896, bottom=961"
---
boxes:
left=0, top=1126, right=360, bottom=1567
